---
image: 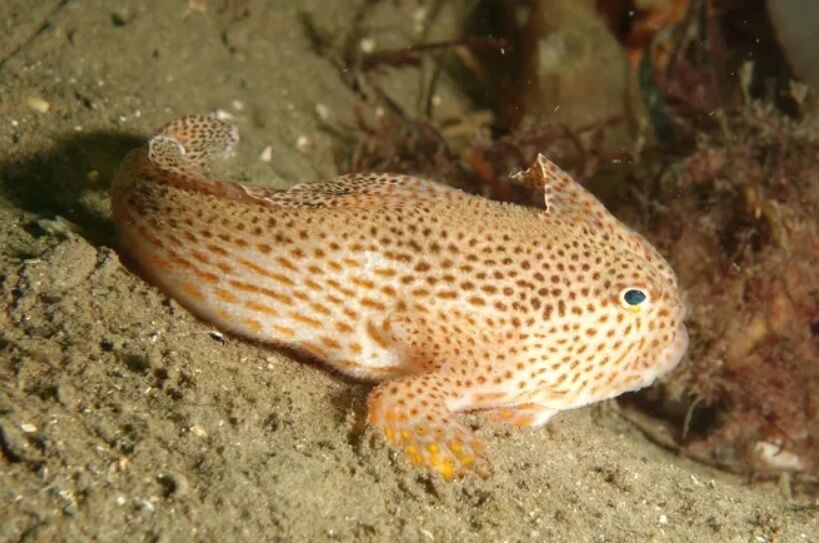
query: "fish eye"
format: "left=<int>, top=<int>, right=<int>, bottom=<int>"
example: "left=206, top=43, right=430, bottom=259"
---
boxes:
left=622, top=288, right=648, bottom=306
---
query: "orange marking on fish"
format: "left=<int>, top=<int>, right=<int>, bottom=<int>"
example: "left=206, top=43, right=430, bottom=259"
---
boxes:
left=137, top=227, right=163, bottom=249
left=244, top=300, right=279, bottom=317
left=206, top=244, right=229, bottom=257
left=351, top=277, right=375, bottom=289
left=272, top=324, right=295, bottom=338
left=289, top=312, right=322, bottom=329
left=304, top=278, right=322, bottom=291
left=190, top=249, right=212, bottom=265
left=214, top=288, right=238, bottom=303
left=229, top=279, right=260, bottom=293
left=238, top=258, right=294, bottom=285
left=336, top=322, right=354, bottom=333
left=360, top=297, right=387, bottom=311
left=215, top=261, right=234, bottom=274
left=366, top=320, right=389, bottom=349
left=275, top=256, right=298, bottom=272
left=244, top=318, right=263, bottom=333
left=145, top=254, right=174, bottom=272
left=325, top=278, right=355, bottom=297
left=195, top=270, right=220, bottom=284
left=474, top=392, right=506, bottom=403
left=179, top=281, right=204, bottom=300
left=321, top=337, right=341, bottom=349
left=259, top=288, right=292, bottom=305
left=301, top=342, right=328, bottom=358
left=309, top=302, right=332, bottom=316
left=373, top=267, right=397, bottom=277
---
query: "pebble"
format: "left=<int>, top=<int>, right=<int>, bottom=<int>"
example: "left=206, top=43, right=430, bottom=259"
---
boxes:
left=314, top=103, right=330, bottom=121
left=26, top=96, right=50, bottom=114
left=190, top=424, right=208, bottom=438
left=360, top=37, right=375, bottom=53
left=295, top=135, right=311, bottom=153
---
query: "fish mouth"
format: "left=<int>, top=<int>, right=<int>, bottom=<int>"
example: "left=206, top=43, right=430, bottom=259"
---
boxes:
left=627, top=320, right=688, bottom=395
left=657, top=321, right=689, bottom=376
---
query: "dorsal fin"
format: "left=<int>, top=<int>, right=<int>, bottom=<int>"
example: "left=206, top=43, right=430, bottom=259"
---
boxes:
left=512, top=154, right=666, bottom=263
left=511, top=154, right=615, bottom=229
left=239, top=173, right=464, bottom=209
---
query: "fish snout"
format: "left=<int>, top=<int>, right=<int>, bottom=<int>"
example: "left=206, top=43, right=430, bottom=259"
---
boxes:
left=659, top=320, right=689, bottom=375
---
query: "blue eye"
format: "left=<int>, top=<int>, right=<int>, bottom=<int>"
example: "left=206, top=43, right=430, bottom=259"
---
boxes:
left=623, top=289, right=647, bottom=306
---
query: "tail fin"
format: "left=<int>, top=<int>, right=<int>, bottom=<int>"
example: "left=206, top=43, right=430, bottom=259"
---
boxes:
left=148, top=115, right=239, bottom=173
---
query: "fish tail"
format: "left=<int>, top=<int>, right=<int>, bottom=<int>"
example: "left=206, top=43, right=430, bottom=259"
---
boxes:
left=149, top=114, right=239, bottom=172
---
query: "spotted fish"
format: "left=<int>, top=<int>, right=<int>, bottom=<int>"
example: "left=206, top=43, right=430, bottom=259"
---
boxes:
left=111, top=115, right=689, bottom=480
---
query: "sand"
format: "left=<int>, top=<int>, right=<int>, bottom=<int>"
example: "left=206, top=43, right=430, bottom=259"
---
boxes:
left=0, top=1, right=816, bottom=541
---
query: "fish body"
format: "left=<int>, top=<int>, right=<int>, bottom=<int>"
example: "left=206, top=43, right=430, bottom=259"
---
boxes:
left=111, top=115, right=688, bottom=479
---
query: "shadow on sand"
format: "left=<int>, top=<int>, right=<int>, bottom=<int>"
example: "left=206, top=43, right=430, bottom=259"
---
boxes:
left=1, top=130, right=145, bottom=248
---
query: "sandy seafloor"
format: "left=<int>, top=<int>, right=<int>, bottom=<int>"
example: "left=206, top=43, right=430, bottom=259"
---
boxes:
left=0, top=1, right=816, bottom=542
